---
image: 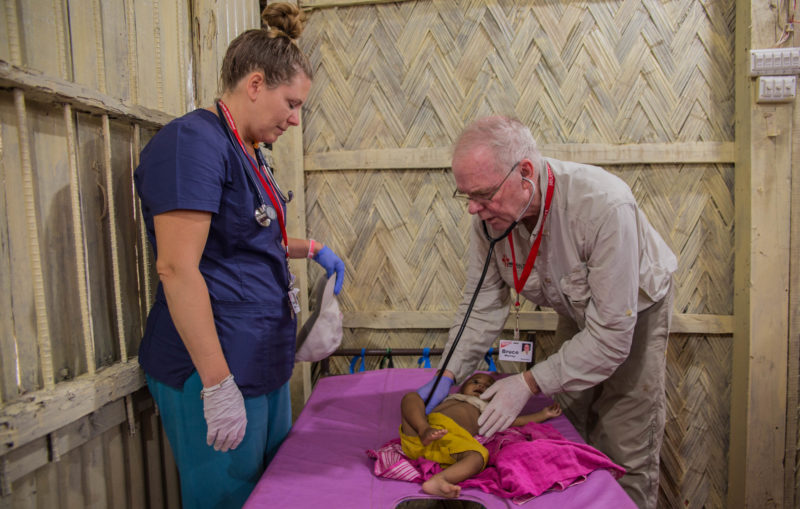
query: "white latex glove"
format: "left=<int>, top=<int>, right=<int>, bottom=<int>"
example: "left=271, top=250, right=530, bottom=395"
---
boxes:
left=478, top=373, right=533, bottom=437
left=201, top=374, right=247, bottom=452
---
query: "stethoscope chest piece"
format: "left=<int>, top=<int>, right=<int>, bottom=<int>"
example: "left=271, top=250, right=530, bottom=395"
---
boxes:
left=255, top=204, right=277, bottom=227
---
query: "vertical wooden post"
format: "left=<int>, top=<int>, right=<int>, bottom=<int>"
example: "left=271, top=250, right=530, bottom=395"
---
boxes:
left=132, top=125, right=153, bottom=331
left=175, top=0, right=190, bottom=111
left=102, top=115, right=128, bottom=363
left=786, top=92, right=800, bottom=508
left=63, top=104, right=96, bottom=375
left=91, top=0, right=107, bottom=95
left=730, top=1, right=794, bottom=506
left=273, top=112, right=312, bottom=415
left=3, top=0, right=22, bottom=66
left=124, top=0, right=139, bottom=105
left=14, top=90, right=55, bottom=390
left=784, top=4, right=800, bottom=506
left=152, top=0, right=165, bottom=112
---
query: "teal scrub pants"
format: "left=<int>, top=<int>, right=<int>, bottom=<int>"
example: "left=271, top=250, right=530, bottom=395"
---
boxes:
left=146, top=372, right=292, bottom=509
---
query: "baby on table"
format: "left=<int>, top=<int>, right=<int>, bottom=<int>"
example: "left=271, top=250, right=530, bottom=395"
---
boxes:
left=400, top=372, right=561, bottom=498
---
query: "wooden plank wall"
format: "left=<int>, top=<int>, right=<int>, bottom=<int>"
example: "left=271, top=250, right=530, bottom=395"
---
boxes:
left=293, top=1, right=749, bottom=508
left=730, top=1, right=798, bottom=508
left=0, top=0, right=257, bottom=506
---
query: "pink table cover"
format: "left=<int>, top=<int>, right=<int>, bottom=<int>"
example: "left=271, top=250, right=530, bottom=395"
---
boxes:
left=245, top=368, right=636, bottom=508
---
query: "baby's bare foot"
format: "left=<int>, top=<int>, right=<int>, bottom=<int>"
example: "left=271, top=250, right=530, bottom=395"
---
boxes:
left=422, top=476, right=461, bottom=498
left=420, top=427, right=448, bottom=446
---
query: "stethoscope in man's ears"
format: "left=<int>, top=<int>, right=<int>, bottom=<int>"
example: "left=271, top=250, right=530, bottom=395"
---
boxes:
left=216, top=100, right=293, bottom=229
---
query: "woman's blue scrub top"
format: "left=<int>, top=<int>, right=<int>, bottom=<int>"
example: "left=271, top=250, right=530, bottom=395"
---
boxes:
left=134, top=109, right=296, bottom=397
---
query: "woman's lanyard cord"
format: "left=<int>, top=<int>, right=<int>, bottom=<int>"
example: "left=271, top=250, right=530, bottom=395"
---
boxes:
left=216, top=100, right=289, bottom=255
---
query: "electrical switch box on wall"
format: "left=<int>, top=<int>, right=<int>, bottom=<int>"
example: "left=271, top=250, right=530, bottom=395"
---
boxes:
left=750, top=47, right=800, bottom=76
left=756, top=76, right=797, bottom=103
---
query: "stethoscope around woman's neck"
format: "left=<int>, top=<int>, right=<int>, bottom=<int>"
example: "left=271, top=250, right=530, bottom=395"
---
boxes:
left=424, top=176, right=537, bottom=407
left=215, top=100, right=292, bottom=228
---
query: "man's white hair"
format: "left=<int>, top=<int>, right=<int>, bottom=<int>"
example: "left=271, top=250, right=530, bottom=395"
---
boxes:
left=453, top=115, right=541, bottom=175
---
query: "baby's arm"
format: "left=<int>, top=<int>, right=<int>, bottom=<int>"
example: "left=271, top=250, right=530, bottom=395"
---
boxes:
left=400, top=392, right=448, bottom=444
left=511, top=402, right=562, bottom=427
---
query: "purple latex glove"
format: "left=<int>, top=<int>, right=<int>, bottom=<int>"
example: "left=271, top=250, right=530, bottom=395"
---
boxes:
left=313, top=246, right=345, bottom=295
left=202, top=374, right=247, bottom=452
left=416, top=374, right=455, bottom=414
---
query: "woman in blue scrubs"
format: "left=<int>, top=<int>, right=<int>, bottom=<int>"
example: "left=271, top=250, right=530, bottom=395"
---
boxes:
left=133, top=4, right=344, bottom=508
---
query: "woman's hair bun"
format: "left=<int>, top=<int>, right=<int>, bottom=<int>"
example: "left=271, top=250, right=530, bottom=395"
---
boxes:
left=261, top=2, right=307, bottom=40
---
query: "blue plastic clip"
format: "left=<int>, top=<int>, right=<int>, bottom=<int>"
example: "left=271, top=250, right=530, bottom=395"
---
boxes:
left=349, top=347, right=366, bottom=373
left=417, top=347, right=431, bottom=368
left=484, top=347, right=497, bottom=372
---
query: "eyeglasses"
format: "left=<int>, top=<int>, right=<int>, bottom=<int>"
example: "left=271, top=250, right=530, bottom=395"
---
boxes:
left=452, top=161, right=520, bottom=203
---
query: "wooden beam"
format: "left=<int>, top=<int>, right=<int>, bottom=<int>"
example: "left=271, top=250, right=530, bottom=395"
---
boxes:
left=305, top=147, right=451, bottom=170
left=342, top=311, right=733, bottom=335
left=300, top=0, right=417, bottom=11
left=0, top=360, right=145, bottom=456
left=786, top=93, right=800, bottom=508
left=0, top=60, right=173, bottom=127
left=729, top=0, right=793, bottom=505
left=542, top=142, right=735, bottom=165
left=303, top=142, right=735, bottom=171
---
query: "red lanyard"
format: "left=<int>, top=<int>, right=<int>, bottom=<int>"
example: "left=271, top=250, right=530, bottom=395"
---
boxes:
left=218, top=100, right=288, bottom=256
left=508, top=163, right=555, bottom=307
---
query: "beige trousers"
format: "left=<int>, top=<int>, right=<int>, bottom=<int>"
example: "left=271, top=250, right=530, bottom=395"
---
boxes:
left=553, top=282, right=673, bottom=509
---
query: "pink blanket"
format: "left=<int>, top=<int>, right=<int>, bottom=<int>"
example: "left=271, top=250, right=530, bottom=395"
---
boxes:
left=367, top=422, right=625, bottom=504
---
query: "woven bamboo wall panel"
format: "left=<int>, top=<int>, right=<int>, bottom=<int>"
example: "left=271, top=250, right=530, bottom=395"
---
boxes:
left=306, top=163, right=734, bottom=316
left=299, top=1, right=735, bottom=507
left=660, top=334, right=731, bottom=509
left=300, top=0, right=734, bottom=152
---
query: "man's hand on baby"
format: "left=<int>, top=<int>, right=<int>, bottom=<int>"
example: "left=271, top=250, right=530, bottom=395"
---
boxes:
left=420, top=427, right=448, bottom=446
left=478, top=373, right=533, bottom=437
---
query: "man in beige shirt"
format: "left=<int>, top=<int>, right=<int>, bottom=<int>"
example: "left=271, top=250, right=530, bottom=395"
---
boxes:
left=418, top=115, right=676, bottom=509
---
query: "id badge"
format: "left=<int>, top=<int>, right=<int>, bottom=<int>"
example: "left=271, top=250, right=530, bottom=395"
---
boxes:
left=287, top=272, right=301, bottom=315
left=498, top=339, right=533, bottom=363
left=288, top=287, right=301, bottom=314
